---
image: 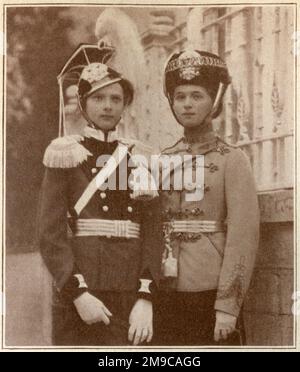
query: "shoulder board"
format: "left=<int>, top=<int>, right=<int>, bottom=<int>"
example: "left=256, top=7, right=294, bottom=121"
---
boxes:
left=161, top=137, right=184, bottom=155
left=216, top=136, right=238, bottom=149
left=43, top=135, right=92, bottom=168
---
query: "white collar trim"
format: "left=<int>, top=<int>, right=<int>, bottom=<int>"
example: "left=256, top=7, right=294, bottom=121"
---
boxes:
left=83, top=126, right=118, bottom=143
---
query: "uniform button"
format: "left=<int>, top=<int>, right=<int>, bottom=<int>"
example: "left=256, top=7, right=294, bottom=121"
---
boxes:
left=100, top=192, right=107, bottom=199
left=102, top=205, right=109, bottom=212
left=127, top=206, right=133, bottom=213
left=91, top=168, right=97, bottom=174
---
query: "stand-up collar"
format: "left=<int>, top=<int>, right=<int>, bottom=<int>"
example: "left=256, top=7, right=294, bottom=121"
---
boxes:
left=83, top=126, right=118, bottom=143
left=183, top=130, right=216, bottom=145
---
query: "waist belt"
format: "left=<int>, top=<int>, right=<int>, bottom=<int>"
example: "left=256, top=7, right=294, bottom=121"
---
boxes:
left=72, top=219, right=141, bottom=239
left=163, top=220, right=226, bottom=234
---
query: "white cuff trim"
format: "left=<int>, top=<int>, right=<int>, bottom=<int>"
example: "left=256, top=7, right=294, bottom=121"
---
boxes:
left=138, top=279, right=152, bottom=294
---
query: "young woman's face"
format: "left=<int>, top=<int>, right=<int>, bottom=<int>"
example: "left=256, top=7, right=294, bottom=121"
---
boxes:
left=85, top=82, right=125, bottom=132
left=172, top=85, right=213, bottom=128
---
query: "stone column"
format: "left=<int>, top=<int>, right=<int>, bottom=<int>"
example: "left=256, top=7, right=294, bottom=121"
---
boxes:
left=140, top=10, right=182, bottom=151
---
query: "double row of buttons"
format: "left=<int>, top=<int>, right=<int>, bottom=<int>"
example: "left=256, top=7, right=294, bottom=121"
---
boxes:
left=101, top=205, right=134, bottom=212
left=92, top=167, right=134, bottom=213
left=99, top=191, right=134, bottom=213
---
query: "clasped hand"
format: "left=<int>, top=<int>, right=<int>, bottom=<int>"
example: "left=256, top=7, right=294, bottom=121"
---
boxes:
left=214, top=310, right=237, bottom=342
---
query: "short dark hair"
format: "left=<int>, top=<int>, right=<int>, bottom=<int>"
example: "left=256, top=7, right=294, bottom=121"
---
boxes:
left=165, top=50, right=231, bottom=119
left=79, top=79, right=134, bottom=110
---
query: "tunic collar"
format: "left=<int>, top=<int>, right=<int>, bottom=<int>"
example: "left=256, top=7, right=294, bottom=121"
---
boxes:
left=83, top=126, right=118, bottom=143
left=182, top=130, right=216, bottom=145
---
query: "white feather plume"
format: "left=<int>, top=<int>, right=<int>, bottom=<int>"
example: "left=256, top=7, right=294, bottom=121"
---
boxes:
left=95, top=8, right=145, bottom=98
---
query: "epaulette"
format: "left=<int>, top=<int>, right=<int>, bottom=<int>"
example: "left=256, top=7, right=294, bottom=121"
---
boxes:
left=43, top=135, right=92, bottom=168
left=216, top=136, right=238, bottom=149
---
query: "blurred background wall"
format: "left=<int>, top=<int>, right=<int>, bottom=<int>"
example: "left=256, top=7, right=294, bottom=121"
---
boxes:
left=5, top=5, right=295, bottom=346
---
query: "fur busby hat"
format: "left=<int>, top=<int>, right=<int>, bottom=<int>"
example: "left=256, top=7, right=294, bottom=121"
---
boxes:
left=163, top=49, right=231, bottom=119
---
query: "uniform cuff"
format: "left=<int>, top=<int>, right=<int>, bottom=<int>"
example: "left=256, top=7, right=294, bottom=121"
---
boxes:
left=60, top=272, right=88, bottom=302
left=214, top=298, right=241, bottom=318
left=137, top=275, right=157, bottom=302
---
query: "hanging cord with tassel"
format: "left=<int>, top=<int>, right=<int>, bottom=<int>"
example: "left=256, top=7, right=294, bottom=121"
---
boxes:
left=43, top=73, right=92, bottom=168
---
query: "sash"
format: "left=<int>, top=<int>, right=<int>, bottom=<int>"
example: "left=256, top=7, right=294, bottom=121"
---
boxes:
left=74, top=143, right=128, bottom=216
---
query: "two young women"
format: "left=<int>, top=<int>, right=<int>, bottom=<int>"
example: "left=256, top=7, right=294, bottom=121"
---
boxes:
left=39, top=45, right=259, bottom=346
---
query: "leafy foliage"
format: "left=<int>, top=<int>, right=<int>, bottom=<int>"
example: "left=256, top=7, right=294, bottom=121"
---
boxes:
left=6, top=7, right=74, bottom=252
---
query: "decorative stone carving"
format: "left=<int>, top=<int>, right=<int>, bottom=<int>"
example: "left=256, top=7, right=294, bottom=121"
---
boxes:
left=271, top=75, right=283, bottom=132
left=236, top=88, right=250, bottom=141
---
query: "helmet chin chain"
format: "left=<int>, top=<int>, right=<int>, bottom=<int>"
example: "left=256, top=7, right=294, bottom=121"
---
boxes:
left=76, top=94, right=93, bottom=128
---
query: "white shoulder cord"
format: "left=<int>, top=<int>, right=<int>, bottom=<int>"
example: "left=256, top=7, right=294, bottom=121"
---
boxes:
left=58, top=77, right=68, bottom=137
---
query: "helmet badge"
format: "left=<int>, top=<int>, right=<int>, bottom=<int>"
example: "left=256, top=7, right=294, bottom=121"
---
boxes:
left=80, top=62, right=109, bottom=84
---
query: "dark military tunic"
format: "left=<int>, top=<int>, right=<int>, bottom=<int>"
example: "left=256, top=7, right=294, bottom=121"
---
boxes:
left=38, top=129, right=163, bottom=345
left=154, top=131, right=259, bottom=345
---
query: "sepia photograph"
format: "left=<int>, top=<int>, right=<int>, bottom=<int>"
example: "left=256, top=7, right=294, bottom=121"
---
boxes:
left=1, top=1, right=297, bottom=350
